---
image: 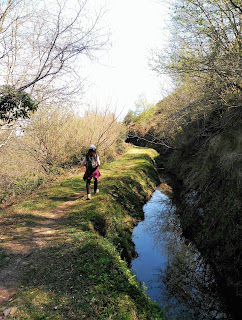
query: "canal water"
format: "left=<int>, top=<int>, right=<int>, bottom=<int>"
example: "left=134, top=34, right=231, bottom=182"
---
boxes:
left=131, top=189, right=230, bottom=320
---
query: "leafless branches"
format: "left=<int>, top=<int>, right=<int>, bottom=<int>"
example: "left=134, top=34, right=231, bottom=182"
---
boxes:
left=229, top=0, right=242, bottom=13
left=0, top=0, right=109, bottom=101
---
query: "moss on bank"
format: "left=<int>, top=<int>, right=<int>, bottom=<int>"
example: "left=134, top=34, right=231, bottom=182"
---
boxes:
left=0, top=147, right=164, bottom=319
left=155, top=122, right=242, bottom=319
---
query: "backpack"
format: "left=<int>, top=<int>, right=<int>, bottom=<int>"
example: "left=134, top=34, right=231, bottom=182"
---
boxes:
left=86, top=153, right=97, bottom=170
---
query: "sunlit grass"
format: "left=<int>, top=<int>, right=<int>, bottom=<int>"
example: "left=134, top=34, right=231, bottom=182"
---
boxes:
left=0, top=147, right=164, bottom=319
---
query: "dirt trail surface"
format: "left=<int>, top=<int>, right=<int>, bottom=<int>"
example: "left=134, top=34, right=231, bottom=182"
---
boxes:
left=0, top=191, right=83, bottom=306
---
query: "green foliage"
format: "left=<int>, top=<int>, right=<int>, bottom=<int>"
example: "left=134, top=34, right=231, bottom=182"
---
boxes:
left=123, top=110, right=136, bottom=125
left=0, top=85, right=37, bottom=124
left=124, top=95, right=156, bottom=138
left=133, top=94, right=155, bottom=117
left=154, top=0, right=241, bottom=95
left=144, top=0, right=242, bottom=151
left=124, top=105, right=157, bottom=141
left=134, top=106, right=156, bottom=124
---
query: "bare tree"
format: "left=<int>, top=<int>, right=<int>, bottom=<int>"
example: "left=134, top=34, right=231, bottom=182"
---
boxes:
left=0, top=0, right=109, bottom=147
left=0, top=0, right=109, bottom=100
left=11, top=105, right=124, bottom=174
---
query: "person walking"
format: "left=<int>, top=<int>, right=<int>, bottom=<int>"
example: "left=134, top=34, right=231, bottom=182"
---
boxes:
left=81, top=145, right=101, bottom=200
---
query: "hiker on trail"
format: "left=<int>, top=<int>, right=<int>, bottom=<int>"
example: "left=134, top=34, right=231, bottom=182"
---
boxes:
left=81, top=145, right=101, bottom=200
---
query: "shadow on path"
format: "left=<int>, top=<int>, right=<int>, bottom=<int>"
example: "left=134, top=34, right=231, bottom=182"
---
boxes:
left=0, top=191, right=83, bottom=305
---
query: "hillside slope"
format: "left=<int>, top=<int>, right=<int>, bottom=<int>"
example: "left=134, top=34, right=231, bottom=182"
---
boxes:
left=126, top=99, right=242, bottom=319
left=0, top=147, right=164, bottom=320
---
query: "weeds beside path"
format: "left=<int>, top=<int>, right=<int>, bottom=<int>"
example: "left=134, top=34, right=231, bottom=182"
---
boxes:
left=0, top=147, right=164, bottom=319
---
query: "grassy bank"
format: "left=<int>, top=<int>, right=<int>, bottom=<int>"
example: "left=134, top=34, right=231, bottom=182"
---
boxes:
left=0, top=147, right=164, bottom=319
left=154, top=122, right=242, bottom=319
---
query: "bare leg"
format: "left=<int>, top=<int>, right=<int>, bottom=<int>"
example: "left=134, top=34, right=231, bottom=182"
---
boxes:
left=94, top=178, right=99, bottom=193
left=86, top=179, right=91, bottom=196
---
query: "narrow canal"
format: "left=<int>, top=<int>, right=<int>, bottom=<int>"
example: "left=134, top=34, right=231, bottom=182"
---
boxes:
left=131, top=189, right=231, bottom=320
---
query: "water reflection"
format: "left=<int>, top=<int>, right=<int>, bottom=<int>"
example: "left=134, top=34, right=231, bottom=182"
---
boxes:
left=131, top=190, right=230, bottom=320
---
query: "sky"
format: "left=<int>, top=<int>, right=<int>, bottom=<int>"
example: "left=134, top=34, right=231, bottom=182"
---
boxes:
left=80, top=0, right=172, bottom=119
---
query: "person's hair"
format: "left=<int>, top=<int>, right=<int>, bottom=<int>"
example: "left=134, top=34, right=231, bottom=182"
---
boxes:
left=87, top=149, right=97, bottom=157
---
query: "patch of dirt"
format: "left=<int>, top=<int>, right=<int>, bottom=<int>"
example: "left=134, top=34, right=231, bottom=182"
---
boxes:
left=0, top=191, right=83, bottom=306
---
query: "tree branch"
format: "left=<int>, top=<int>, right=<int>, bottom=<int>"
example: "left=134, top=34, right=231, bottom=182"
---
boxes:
left=229, top=0, right=242, bottom=13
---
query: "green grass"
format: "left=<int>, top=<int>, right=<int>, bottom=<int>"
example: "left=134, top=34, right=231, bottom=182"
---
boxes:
left=0, top=250, right=9, bottom=268
left=0, top=146, right=164, bottom=319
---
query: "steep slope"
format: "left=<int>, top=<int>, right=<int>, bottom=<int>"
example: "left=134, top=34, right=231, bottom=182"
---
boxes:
left=126, top=91, right=242, bottom=319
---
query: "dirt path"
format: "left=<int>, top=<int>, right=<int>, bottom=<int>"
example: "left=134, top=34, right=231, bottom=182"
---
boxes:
left=0, top=191, right=83, bottom=306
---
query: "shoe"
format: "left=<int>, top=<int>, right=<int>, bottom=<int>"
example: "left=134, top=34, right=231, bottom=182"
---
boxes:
left=87, top=194, right=91, bottom=200
left=94, top=189, right=99, bottom=194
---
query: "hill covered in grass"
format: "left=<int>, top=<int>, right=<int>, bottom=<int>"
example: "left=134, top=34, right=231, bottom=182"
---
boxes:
left=0, top=147, right=165, bottom=320
left=125, top=83, right=242, bottom=319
